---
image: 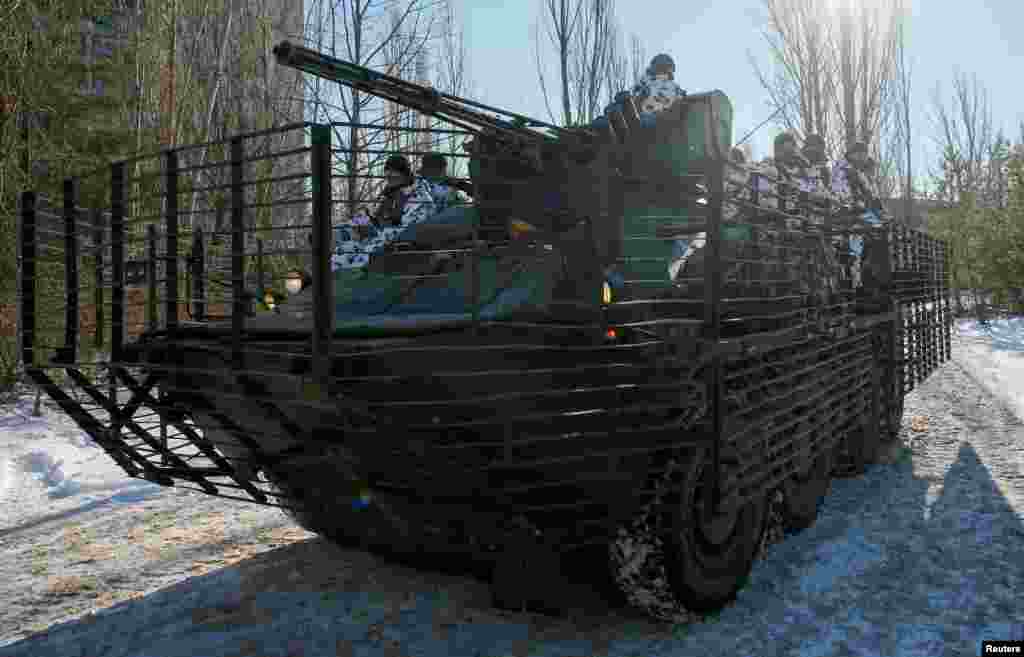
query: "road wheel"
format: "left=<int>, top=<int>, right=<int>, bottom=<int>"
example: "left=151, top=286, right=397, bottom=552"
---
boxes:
left=840, top=374, right=882, bottom=476
left=780, top=444, right=834, bottom=531
left=665, top=447, right=768, bottom=612
left=879, top=309, right=906, bottom=443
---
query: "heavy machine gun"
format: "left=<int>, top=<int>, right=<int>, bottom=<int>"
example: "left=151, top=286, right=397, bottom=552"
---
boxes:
left=272, top=41, right=599, bottom=161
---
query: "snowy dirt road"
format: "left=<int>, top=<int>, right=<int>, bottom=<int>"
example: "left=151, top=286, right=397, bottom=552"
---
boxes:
left=1, top=323, right=1023, bottom=657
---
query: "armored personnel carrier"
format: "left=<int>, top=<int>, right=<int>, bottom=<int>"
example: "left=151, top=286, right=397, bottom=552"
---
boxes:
left=16, top=42, right=950, bottom=618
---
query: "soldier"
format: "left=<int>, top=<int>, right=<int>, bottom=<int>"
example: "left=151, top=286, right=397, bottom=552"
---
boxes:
left=753, top=132, right=807, bottom=217
left=331, top=155, right=436, bottom=271
left=799, top=134, right=832, bottom=196
left=419, top=152, right=474, bottom=214
left=351, top=208, right=376, bottom=241
left=831, top=142, right=882, bottom=216
left=831, top=142, right=885, bottom=288
left=591, top=53, right=687, bottom=133
left=374, top=154, right=437, bottom=228
left=773, top=131, right=810, bottom=182
left=630, top=54, right=687, bottom=124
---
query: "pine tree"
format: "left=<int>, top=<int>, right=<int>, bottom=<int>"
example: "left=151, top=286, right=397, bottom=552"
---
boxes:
left=0, top=0, right=140, bottom=384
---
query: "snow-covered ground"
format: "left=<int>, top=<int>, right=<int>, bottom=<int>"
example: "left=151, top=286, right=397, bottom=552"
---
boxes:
left=0, top=318, right=1022, bottom=656
left=4, top=318, right=1020, bottom=539
left=0, top=394, right=163, bottom=535
left=955, top=318, right=1024, bottom=423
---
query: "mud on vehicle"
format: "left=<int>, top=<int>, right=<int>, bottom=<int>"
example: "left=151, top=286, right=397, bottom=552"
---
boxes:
left=16, top=42, right=951, bottom=619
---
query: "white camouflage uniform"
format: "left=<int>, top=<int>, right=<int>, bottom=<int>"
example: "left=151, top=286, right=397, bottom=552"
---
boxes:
left=423, top=177, right=468, bottom=216
left=830, top=157, right=883, bottom=288
left=630, top=73, right=687, bottom=119
left=331, top=177, right=437, bottom=271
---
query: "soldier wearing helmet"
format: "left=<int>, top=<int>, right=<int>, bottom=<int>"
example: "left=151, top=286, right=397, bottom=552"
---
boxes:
left=764, top=131, right=809, bottom=204
left=630, top=54, right=687, bottom=120
left=831, top=142, right=880, bottom=213
left=800, top=133, right=832, bottom=195
left=331, top=154, right=437, bottom=271
left=831, top=141, right=885, bottom=287
left=419, top=152, right=473, bottom=215
left=590, top=53, right=686, bottom=134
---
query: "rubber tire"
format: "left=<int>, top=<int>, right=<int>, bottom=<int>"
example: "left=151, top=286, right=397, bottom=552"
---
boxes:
left=880, top=311, right=905, bottom=443
left=665, top=447, right=769, bottom=613
left=781, top=444, right=834, bottom=532
left=844, top=371, right=883, bottom=475
left=884, top=394, right=905, bottom=443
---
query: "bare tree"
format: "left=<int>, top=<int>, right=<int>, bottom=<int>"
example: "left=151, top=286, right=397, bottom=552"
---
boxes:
left=750, top=0, right=902, bottom=162
left=534, top=0, right=581, bottom=126
left=881, top=0, right=912, bottom=220
left=928, top=70, right=994, bottom=205
left=605, top=27, right=644, bottom=106
left=926, top=71, right=1012, bottom=313
left=568, top=0, right=617, bottom=125
left=534, top=0, right=623, bottom=127
left=433, top=0, right=469, bottom=98
left=301, top=0, right=442, bottom=220
left=127, top=0, right=307, bottom=230
left=429, top=0, right=472, bottom=179
left=628, top=34, right=645, bottom=92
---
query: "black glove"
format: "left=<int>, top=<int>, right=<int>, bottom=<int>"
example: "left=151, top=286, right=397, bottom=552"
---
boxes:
left=446, top=177, right=475, bottom=196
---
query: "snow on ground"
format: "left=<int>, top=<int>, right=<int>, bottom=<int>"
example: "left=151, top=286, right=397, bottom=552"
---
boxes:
left=955, top=318, right=1024, bottom=424
left=4, top=318, right=1022, bottom=537
left=0, top=320, right=1022, bottom=656
left=0, top=394, right=162, bottom=534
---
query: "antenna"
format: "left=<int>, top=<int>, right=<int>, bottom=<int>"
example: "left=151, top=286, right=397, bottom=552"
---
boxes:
left=734, top=106, right=785, bottom=149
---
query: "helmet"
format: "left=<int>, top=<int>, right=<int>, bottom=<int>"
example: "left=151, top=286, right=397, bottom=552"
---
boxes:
left=847, top=141, right=868, bottom=156
left=773, top=131, right=798, bottom=148
left=648, top=54, right=675, bottom=76
left=384, top=154, right=411, bottom=176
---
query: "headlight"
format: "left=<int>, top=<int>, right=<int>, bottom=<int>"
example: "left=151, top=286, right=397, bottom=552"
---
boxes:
left=286, top=269, right=309, bottom=294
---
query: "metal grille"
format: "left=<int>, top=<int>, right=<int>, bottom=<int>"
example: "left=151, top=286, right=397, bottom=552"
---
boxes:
left=18, top=91, right=951, bottom=552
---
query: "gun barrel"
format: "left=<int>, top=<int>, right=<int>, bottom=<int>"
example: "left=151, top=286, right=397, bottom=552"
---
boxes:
left=273, top=41, right=590, bottom=147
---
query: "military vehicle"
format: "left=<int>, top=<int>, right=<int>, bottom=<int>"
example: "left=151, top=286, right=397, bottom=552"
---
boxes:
left=16, top=41, right=951, bottom=619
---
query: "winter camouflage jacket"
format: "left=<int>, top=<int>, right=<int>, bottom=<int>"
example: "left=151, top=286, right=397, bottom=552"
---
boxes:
left=331, top=177, right=437, bottom=271
left=797, top=162, right=832, bottom=196
left=422, top=177, right=470, bottom=216
left=831, top=159, right=879, bottom=210
left=630, top=74, right=687, bottom=116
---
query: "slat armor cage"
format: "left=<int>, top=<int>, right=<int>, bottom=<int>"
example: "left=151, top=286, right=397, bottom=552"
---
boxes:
left=17, top=77, right=950, bottom=555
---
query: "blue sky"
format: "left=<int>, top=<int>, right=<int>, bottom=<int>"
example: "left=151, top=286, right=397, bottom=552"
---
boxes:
left=453, top=0, right=1023, bottom=183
